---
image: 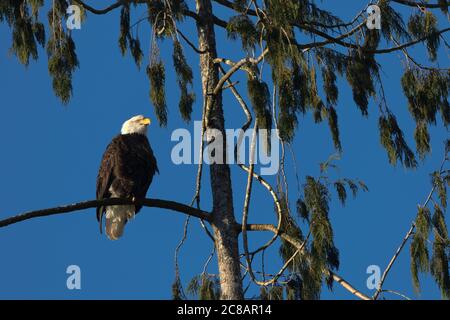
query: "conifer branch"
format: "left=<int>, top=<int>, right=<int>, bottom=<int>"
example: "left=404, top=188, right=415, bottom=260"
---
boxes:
left=392, top=37, right=450, bottom=71
left=373, top=153, right=448, bottom=300
left=391, top=0, right=449, bottom=9
left=242, top=223, right=372, bottom=300
left=366, top=27, right=450, bottom=54
left=74, top=0, right=449, bottom=57
left=296, top=24, right=450, bottom=54
left=0, top=198, right=211, bottom=228
left=215, top=0, right=368, bottom=30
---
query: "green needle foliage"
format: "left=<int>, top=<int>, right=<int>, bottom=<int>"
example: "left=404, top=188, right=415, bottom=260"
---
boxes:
left=227, top=14, right=259, bottom=53
left=172, top=40, right=195, bottom=122
left=275, top=158, right=368, bottom=300
left=47, top=0, right=79, bottom=104
left=171, top=277, right=183, bottom=300
left=278, top=189, right=325, bottom=300
left=1, top=0, right=79, bottom=103
left=410, top=158, right=449, bottom=299
left=401, top=68, right=449, bottom=160
left=411, top=207, right=432, bottom=293
left=408, top=11, right=440, bottom=61
left=147, top=41, right=168, bottom=126
left=333, top=181, right=347, bottom=206
left=187, top=274, right=221, bottom=300
left=378, top=112, right=417, bottom=168
left=1, top=0, right=45, bottom=66
left=432, top=171, right=448, bottom=209
left=118, top=4, right=130, bottom=56
left=247, top=77, right=272, bottom=152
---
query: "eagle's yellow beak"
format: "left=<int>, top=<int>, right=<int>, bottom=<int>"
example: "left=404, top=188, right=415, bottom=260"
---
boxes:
left=140, top=118, right=151, bottom=125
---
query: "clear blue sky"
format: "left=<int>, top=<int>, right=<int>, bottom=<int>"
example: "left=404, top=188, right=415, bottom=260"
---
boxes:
left=0, top=1, right=448, bottom=299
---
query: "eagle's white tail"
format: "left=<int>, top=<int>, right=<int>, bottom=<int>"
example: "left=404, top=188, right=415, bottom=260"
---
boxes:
left=105, top=205, right=135, bottom=240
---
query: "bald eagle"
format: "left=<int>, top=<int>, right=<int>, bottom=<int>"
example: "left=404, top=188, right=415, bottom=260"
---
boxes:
left=96, top=115, right=159, bottom=240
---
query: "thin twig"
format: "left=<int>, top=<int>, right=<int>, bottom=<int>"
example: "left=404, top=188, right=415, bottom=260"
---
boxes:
left=379, top=289, right=412, bottom=300
left=194, top=71, right=216, bottom=242
left=174, top=215, right=190, bottom=299
left=177, top=28, right=207, bottom=54
left=202, top=246, right=216, bottom=275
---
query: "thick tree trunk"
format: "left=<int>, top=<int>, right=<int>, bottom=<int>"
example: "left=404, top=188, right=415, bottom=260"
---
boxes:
left=195, top=0, right=244, bottom=300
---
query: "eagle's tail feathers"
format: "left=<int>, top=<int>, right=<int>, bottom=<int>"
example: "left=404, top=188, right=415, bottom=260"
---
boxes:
left=105, top=216, right=126, bottom=240
left=99, top=211, right=103, bottom=234
left=104, top=205, right=134, bottom=240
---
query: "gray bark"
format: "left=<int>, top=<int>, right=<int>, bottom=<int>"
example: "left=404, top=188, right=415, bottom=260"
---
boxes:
left=195, top=0, right=244, bottom=300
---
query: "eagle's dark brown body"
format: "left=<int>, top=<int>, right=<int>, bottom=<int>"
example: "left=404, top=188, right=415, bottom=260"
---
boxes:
left=96, top=133, right=158, bottom=239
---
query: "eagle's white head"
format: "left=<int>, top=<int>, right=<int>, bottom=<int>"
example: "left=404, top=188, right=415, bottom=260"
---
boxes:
left=121, top=115, right=151, bottom=135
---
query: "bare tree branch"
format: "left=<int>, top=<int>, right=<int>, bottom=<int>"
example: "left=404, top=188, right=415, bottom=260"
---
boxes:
left=72, top=0, right=203, bottom=23
left=72, top=0, right=128, bottom=15
left=173, top=214, right=190, bottom=299
left=177, top=28, right=207, bottom=54
left=0, top=198, right=211, bottom=228
left=379, top=289, right=412, bottom=300
left=195, top=61, right=216, bottom=242
left=241, top=120, right=264, bottom=285
left=239, top=164, right=283, bottom=255
left=218, top=64, right=283, bottom=258
left=392, top=37, right=450, bottom=71
left=213, top=48, right=269, bottom=95
left=331, top=273, right=371, bottom=301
